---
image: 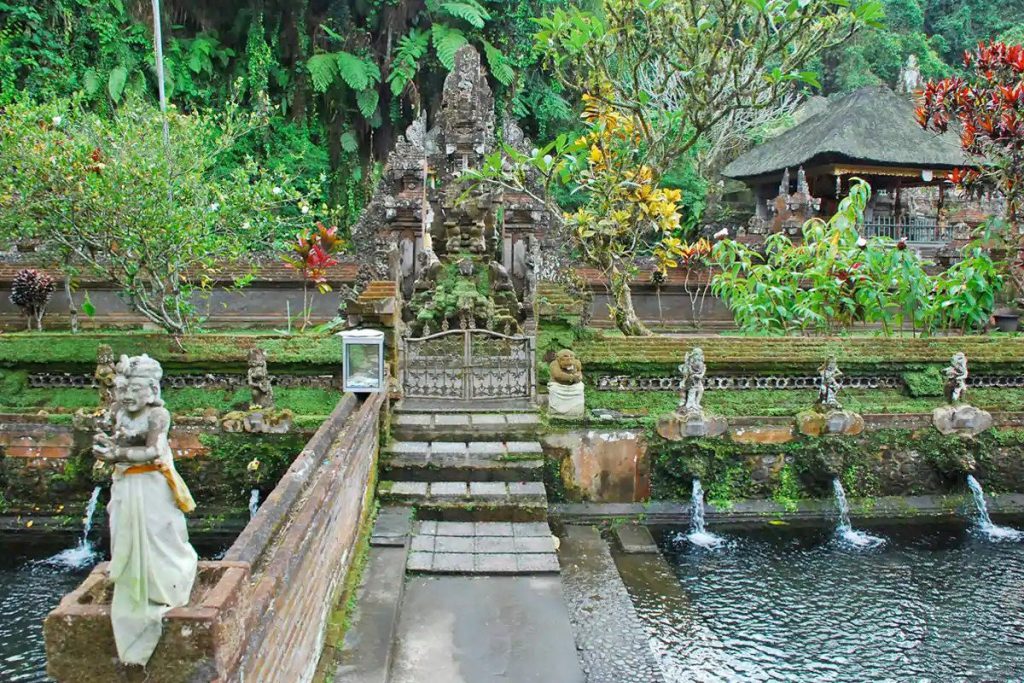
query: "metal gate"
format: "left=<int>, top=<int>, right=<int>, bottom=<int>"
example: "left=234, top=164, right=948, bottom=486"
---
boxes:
left=401, top=329, right=535, bottom=401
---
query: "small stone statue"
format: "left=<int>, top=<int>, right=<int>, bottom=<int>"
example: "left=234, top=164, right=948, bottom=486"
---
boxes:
left=549, top=349, right=583, bottom=385
left=247, top=347, right=274, bottom=409
left=92, top=354, right=197, bottom=666
left=944, top=352, right=969, bottom=404
left=547, top=350, right=584, bottom=418
left=94, top=344, right=117, bottom=414
left=678, top=347, right=706, bottom=416
left=817, top=355, right=843, bottom=410
left=489, top=261, right=515, bottom=292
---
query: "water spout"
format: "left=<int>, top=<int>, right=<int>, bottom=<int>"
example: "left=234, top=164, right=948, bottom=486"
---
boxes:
left=687, top=479, right=725, bottom=548
left=249, top=488, right=261, bottom=519
left=832, top=478, right=884, bottom=548
left=44, top=486, right=102, bottom=568
left=966, top=475, right=1022, bottom=541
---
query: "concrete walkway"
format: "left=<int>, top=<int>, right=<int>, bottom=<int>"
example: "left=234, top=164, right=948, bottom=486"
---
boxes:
left=389, top=576, right=585, bottom=683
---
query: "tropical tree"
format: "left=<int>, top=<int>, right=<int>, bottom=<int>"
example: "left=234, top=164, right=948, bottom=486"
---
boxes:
left=916, top=40, right=1024, bottom=297
left=0, top=97, right=334, bottom=334
left=467, top=0, right=882, bottom=334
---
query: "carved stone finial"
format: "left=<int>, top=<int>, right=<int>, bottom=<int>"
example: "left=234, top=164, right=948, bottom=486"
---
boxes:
left=549, top=350, right=583, bottom=386
left=944, top=352, right=969, bottom=404
left=678, top=347, right=706, bottom=416
left=817, top=354, right=843, bottom=410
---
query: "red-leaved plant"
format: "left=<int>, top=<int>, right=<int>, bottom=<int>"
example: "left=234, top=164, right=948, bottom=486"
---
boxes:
left=282, top=222, right=341, bottom=330
left=916, top=41, right=1024, bottom=295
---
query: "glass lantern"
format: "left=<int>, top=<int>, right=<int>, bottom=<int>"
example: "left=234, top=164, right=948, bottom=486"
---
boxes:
left=338, top=329, right=385, bottom=393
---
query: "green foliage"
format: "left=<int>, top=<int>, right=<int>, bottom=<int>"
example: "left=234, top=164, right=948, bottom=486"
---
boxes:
left=901, top=367, right=945, bottom=397
left=0, top=97, right=336, bottom=332
left=772, top=465, right=802, bottom=512
left=711, top=180, right=1003, bottom=336
left=196, top=432, right=307, bottom=504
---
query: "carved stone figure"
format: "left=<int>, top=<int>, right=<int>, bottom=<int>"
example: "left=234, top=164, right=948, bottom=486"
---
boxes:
left=900, top=54, right=920, bottom=94
left=489, top=261, right=515, bottom=292
left=549, top=350, right=583, bottom=385
left=247, top=348, right=274, bottom=409
left=547, top=350, right=584, bottom=418
left=678, top=348, right=706, bottom=415
left=94, top=344, right=117, bottom=412
left=944, top=352, right=969, bottom=404
left=92, top=354, right=197, bottom=666
left=817, top=355, right=843, bottom=410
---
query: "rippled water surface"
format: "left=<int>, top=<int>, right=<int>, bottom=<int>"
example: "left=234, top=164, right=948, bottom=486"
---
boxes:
left=628, top=521, right=1024, bottom=682
left=0, top=536, right=89, bottom=682
left=0, top=532, right=234, bottom=682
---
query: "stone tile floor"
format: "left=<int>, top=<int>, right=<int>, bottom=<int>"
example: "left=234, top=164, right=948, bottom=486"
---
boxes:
left=406, top=521, right=559, bottom=575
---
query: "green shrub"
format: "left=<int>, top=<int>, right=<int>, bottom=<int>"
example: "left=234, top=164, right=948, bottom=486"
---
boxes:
left=901, top=366, right=944, bottom=397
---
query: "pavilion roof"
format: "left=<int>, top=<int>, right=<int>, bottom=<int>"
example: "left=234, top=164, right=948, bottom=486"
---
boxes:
left=722, top=86, right=969, bottom=181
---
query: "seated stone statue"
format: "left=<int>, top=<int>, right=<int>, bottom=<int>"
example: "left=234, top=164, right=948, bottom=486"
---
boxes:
left=93, top=354, right=198, bottom=666
left=549, top=349, right=583, bottom=385
left=548, top=350, right=584, bottom=418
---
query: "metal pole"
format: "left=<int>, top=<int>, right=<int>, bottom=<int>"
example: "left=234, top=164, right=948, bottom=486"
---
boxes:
left=151, top=0, right=170, bottom=147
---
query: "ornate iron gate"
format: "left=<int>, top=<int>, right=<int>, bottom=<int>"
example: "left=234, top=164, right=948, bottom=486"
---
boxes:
left=401, top=329, right=535, bottom=401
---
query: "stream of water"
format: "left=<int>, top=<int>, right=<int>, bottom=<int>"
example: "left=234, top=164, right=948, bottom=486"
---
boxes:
left=831, top=478, right=885, bottom=548
left=966, top=474, right=1023, bottom=541
left=685, top=479, right=725, bottom=549
left=249, top=488, right=261, bottom=519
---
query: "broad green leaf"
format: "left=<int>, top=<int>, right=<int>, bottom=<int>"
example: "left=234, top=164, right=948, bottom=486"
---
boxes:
left=306, top=53, right=338, bottom=92
left=432, top=25, right=468, bottom=70
left=356, top=88, right=379, bottom=119
left=340, top=130, right=358, bottom=153
left=482, top=40, right=514, bottom=85
left=107, top=66, right=128, bottom=102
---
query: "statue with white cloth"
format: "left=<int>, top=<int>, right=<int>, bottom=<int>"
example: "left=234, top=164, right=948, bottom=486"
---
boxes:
left=93, top=354, right=197, bottom=666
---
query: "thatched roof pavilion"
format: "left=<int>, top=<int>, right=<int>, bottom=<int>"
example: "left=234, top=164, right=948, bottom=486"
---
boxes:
left=723, top=86, right=969, bottom=237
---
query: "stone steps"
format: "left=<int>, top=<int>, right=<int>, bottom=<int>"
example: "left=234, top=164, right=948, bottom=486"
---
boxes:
left=380, top=480, right=548, bottom=521
left=382, top=440, right=544, bottom=482
left=391, top=411, right=541, bottom=442
left=406, top=520, right=559, bottom=575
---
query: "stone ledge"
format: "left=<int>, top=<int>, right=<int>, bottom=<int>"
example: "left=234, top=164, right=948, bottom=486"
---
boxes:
left=44, top=561, right=250, bottom=683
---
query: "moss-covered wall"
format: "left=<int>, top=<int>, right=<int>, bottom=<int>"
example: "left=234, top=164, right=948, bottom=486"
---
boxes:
left=0, top=331, right=342, bottom=373
left=649, top=427, right=1024, bottom=508
left=0, top=425, right=310, bottom=523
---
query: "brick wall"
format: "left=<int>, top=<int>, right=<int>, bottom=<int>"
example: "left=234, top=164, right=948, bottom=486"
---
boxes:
left=43, top=391, right=386, bottom=682
left=225, top=392, right=382, bottom=682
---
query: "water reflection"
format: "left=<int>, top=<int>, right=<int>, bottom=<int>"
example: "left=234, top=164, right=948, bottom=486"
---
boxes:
left=624, top=521, right=1024, bottom=682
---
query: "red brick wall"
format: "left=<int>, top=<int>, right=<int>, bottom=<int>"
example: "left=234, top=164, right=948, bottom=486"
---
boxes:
left=225, top=393, right=383, bottom=682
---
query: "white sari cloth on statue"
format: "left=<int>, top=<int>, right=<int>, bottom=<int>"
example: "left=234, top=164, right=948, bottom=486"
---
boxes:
left=107, top=407, right=197, bottom=665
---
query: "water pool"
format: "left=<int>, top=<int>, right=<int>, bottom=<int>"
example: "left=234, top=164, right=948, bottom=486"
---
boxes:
left=622, top=521, right=1024, bottom=682
left=0, top=531, right=233, bottom=682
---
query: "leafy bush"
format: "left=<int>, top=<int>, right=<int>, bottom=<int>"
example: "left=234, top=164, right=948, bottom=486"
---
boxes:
left=9, top=269, right=56, bottom=331
left=901, top=367, right=945, bottom=397
left=711, top=180, right=1002, bottom=336
left=0, top=97, right=337, bottom=333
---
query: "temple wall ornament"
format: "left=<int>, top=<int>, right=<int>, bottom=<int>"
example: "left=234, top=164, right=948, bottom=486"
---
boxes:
left=933, top=352, right=993, bottom=436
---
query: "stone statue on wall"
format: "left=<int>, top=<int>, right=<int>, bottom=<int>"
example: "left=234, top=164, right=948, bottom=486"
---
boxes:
left=549, top=349, right=583, bottom=385
left=678, top=347, right=707, bottom=416
left=933, top=352, right=992, bottom=436
left=92, top=354, right=197, bottom=666
left=817, top=355, right=843, bottom=410
left=658, top=347, right=727, bottom=438
left=94, top=344, right=117, bottom=414
left=547, top=350, right=584, bottom=418
left=944, top=352, right=969, bottom=404
left=247, top=348, right=274, bottom=409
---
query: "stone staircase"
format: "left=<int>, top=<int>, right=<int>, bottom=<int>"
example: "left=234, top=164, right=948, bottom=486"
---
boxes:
left=380, top=406, right=557, bottom=574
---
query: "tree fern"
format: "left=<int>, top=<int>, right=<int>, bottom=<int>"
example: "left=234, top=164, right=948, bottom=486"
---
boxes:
left=356, top=87, right=379, bottom=119
left=388, top=29, right=429, bottom=96
left=438, top=1, right=491, bottom=29
left=432, top=25, right=468, bottom=70
left=307, top=53, right=338, bottom=92
left=335, top=51, right=379, bottom=91
left=482, top=40, right=514, bottom=85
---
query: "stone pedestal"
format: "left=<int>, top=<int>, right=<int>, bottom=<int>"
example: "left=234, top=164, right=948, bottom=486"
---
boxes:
left=796, top=409, right=864, bottom=437
left=548, top=382, right=585, bottom=419
left=932, top=404, right=993, bottom=436
left=656, top=411, right=728, bottom=440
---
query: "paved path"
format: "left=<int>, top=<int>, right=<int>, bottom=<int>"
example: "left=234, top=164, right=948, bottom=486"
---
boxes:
left=558, top=525, right=665, bottom=683
left=389, top=575, right=585, bottom=683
